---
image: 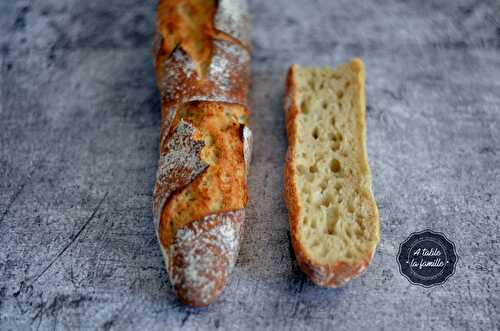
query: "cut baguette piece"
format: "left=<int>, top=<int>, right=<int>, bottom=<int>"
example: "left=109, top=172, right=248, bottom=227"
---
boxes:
left=284, top=59, right=380, bottom=287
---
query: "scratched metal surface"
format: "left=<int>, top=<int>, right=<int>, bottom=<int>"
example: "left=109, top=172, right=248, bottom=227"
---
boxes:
left=1, top=0, right=499, bottom=330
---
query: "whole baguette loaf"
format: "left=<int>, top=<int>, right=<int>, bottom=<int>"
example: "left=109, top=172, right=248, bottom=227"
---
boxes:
left=284, top=59, right=380, bottom=287
left=152, top=0, right=251, bottom=307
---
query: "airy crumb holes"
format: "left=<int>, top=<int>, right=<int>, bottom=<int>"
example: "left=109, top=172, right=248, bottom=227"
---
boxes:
left=325, top=207, right=339, bottom=235
left=321, top=194, right=333, bottom=207
left=312, top=127, right=319, bottom=139
left=347, top=200, right=354, bottom=213
left=330, top=159, right=341, bottom=173
left=311, top=219, right=317, bottom=229
left=356, top=216, right=365, bottom=231
left=301, top=100, right=309, bottom=114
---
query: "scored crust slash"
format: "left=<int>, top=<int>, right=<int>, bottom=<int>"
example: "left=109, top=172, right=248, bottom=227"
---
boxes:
left=152, top=0, right=252, bottom=307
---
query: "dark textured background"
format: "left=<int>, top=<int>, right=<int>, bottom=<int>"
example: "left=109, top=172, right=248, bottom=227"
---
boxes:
left=1, top=0, right=499, bottom=330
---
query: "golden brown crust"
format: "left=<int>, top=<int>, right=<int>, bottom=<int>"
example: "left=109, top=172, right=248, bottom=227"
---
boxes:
left=154, top=38, right=250, bottom=108
left=284, top=61, right=378, bottom=287
left=156, top=0, right=250, bottom=78
left=159, top=101, right=248, bottom=248
left=157, top=0, right=217, bottom=77
left=153, top=0, right=251, bottom=306
left=154, top=0, right=251, bottom=108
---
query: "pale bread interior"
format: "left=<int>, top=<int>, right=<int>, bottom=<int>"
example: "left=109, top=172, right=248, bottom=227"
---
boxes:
left=291, top=60, right=380, bottom=265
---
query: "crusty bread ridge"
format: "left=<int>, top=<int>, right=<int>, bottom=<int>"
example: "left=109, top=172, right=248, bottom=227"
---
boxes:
left=284, top=59, right=380, bottom=287
left=153, top=0, right=251, bottom=306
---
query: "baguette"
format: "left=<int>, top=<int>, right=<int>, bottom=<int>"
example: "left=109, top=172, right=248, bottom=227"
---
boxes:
left=152, top=0, right=251, bottom=306
left=284, top=59, right=380, bottom=287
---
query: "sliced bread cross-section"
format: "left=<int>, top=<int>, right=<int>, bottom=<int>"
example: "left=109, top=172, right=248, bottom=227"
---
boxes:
left=284, top=58, right=380, bottom=287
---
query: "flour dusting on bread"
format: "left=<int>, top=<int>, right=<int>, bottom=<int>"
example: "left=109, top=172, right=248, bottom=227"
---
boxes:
left=168, top=210, right=243, bottom=306
left=153, top=0, right=251, bottom=306
left=153, top=120, right=207, bottom=232
left=157, top=40, right=250, bottom=107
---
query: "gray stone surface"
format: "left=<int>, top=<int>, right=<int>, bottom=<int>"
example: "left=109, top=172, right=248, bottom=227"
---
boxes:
left=1, top=0, right=499, bottom=330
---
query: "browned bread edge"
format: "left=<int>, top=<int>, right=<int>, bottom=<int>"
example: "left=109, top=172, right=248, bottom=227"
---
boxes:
left=284, top=62, right=378, bottom=287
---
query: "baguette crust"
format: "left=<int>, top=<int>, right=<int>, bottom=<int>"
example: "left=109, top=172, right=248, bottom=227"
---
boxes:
left=214, top=0, right=251, bottom=48
left=153, top=0, right=251, bottom=306
left=284, top=61, right=379, bottom=287
left=158, top=101, right=248, bottom=248
left=154, top=38, right=250, bottom=108
left=163, top=210, right=244, bottom=307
